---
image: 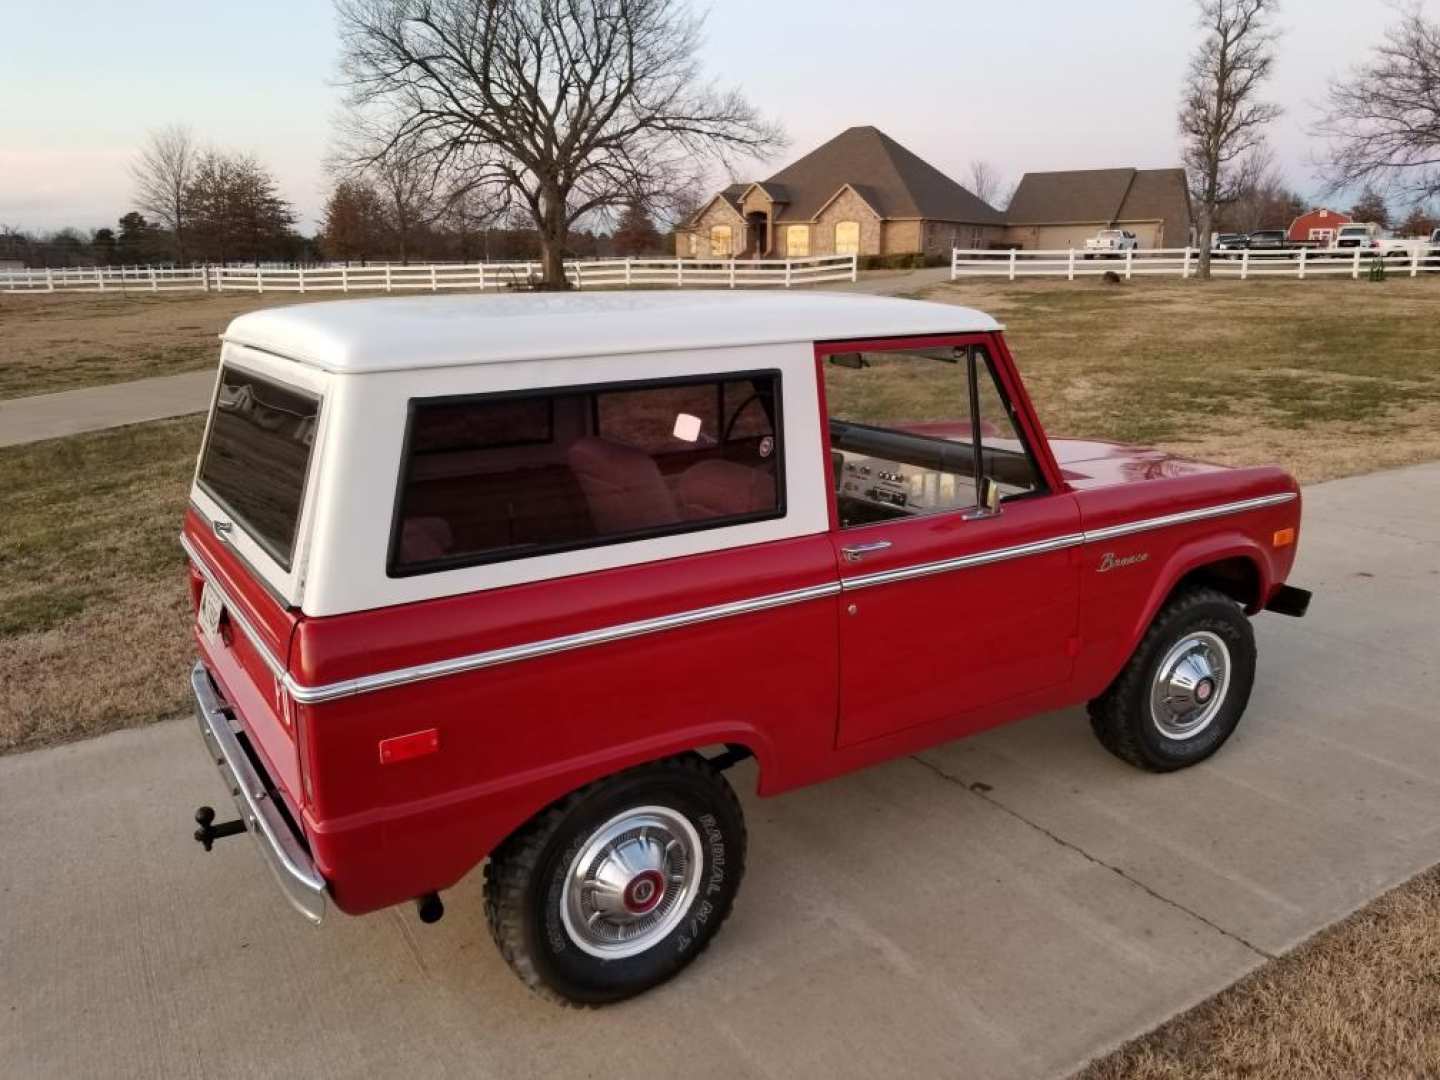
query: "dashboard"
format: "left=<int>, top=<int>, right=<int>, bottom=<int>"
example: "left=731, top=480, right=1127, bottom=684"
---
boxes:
left=834, top=451, right=976, bottom=518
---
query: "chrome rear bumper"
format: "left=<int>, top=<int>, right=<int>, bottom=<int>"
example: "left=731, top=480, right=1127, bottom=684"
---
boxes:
left=190, top=662, right=327, bottom=924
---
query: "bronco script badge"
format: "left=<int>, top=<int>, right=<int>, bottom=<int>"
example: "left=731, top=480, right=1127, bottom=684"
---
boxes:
left=1098, top=551, right=1149, bottom=573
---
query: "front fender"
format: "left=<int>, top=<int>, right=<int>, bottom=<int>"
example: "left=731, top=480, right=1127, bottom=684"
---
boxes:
left=1075, top=529, right=1272, bottom=702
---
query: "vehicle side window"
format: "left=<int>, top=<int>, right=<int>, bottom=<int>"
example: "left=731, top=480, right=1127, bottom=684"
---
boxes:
left=822, top=344, right=1044, bottom=529
left=390, top=372, right=783, bottom=575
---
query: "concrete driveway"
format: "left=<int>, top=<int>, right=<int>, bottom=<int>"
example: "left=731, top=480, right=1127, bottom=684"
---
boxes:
left=4, top=462, right=1438, bottom=1080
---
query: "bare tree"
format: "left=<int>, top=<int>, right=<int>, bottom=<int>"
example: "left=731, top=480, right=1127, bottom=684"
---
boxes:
left=131, top=125, right=199, bottom=263
left=1179, top=0, right=1282, bottom=279
left=333, top=0, right=783, bottom=287
left=967, top=160, right=1006, bottom=209
left=1319, top=8, right=1440, bottom=203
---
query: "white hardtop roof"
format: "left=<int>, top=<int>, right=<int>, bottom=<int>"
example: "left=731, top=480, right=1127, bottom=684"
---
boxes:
left=221, top=290, right=1002, bottom=374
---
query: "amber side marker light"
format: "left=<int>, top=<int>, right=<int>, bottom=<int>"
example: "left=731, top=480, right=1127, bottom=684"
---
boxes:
left=1273, top=528, right=1296, bottom=548
left=379, top=728, right=440, bottom=765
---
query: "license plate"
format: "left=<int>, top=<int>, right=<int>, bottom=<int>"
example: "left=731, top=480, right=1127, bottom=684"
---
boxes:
left=199, top=581, right=225, bottom=644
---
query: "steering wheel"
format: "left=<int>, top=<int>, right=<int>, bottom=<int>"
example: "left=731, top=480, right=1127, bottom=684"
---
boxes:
left=722, top=393, right=765, bottom=443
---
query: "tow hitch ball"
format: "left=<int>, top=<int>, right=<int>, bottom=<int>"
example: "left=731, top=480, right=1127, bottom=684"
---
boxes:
left=193, top=806, right=246, bottom=851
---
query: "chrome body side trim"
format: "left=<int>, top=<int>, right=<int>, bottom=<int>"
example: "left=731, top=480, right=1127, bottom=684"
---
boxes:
left=179, top=491, right=1297, bottom=706
left=1080, top=492, right=1297, bottom=544
left=190, top=662, right=327, bottom=924
left=180, top=532, right=288, bottom=682
left=286, top=580, right=843, bottom=705
left=841, top=533, right=1085, bottom=591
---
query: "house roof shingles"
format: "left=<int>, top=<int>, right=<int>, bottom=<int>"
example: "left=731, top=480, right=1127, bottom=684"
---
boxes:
left=1007, top=167, right=1190, bottom=226
left=702, top=126, right=1002, bottom=227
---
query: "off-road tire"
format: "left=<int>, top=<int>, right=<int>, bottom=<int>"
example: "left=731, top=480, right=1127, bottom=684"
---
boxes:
left=483, top=754, right=746, bottom=1005
left=1087, top=586, right=1256, bottom=772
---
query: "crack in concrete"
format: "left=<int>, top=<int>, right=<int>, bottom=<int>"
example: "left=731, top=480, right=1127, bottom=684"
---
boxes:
left=910, top=754, right=1276, bottom=961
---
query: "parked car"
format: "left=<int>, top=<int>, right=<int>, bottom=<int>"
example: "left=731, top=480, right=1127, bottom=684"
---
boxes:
left=1333, top=222, right=1381, bottom=251
left=1213, top=233, right=1248, bottom=257
left=1083, top=228, right=1139, bottom=257
left=1244, top=229, right=1290, bottom=254
left=183, top=292, right=1311, bottom=1004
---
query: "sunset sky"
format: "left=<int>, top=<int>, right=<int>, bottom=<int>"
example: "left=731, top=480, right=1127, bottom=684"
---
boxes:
left=2, top=0, right=1429, bottom=232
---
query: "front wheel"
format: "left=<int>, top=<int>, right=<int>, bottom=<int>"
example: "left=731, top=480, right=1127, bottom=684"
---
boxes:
left=483, top=755, right=746, bottom=1005
left=1088, top=586, right=1256, bottom=772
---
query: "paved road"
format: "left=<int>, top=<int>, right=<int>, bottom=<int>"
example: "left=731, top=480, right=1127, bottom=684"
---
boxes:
left=0, top=370, right=216, bottom=447
left=4, top=464, right=1438, bottom=1080
left=0, top=273, right=954, bottom=447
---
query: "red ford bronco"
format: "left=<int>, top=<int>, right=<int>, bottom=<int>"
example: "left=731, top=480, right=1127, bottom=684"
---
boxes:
left=183, top=291, right=1310, bottom=1003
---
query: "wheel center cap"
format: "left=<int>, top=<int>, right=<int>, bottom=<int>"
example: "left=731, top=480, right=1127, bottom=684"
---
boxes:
left=1195, top=678, right=1214, bottom=703
left=623, top=870, right=665, bottom=915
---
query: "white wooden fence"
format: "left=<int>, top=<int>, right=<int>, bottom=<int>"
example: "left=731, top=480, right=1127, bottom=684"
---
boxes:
left=951, top=247, right=1440, bottom=282
left=0, top=255, right=857, bottom=295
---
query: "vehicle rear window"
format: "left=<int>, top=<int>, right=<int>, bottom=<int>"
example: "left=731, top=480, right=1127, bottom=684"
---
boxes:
left=197, top=366, right=320, bottom=570
left=390, top=372, right=783, bottom=575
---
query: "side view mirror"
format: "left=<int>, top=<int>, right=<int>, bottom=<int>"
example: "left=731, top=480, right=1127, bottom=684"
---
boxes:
left=965, top=475, right=1002, bottom=520
left=982, top=475, right=1001, bottom=513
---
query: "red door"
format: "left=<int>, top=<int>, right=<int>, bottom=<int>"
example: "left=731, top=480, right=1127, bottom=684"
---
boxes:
left=817, top=334, right=1080, bottom=748
left=831, top=495, right=1080, bottom=747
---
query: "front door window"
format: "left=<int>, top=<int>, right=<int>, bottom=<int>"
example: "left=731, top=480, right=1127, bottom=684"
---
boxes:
left=822, top=344, right=1043, bottom=529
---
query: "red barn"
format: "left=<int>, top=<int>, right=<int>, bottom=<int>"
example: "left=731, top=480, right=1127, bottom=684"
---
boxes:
left=1288, top=208, right=1352, bottom=245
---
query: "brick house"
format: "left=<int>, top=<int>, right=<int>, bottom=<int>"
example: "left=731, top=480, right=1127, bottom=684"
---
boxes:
left=1003, top=168, right=1194, bottom=250
left=1287, top=208, right=1352, bottom=246
left=677, top=126, right=1005, bottom=259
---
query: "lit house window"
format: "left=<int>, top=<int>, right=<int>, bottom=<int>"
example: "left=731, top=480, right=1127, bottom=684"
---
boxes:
left=834, top=221, right=860, bottom=255
left=786, top=225, right=810, bottom=257
left=710, top=225, right=733, bottom=257
left=687, top=232, right=698, bottom=257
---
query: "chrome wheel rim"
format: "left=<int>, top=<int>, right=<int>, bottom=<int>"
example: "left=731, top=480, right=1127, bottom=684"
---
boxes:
left=1150, top=631, right=1231, bottom=741
left=560, top=806, right=702, bottom=959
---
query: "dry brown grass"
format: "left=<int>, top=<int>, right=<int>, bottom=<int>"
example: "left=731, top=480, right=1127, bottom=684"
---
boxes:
left=1079, top=865, right=1440, bottom=1079
left=0, top=417, right=203, bottom=754
left=0, top=291, right=336, bottom=399
left=914, top=277, right=1440, bottom=483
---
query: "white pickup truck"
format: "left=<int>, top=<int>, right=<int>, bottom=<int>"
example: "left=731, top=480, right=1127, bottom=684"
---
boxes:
left=1333, top=222, right=1421, bottom=259
left=1083, top=229, right=1139, bottom=257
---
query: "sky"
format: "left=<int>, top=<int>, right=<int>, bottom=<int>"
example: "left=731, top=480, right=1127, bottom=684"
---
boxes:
left=1, top=0, right=1430, bottom=234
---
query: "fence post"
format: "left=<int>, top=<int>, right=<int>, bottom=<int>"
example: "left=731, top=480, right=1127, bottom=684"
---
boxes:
left=385, top=265, right=392, bottom=293
left=677, top=259, right=684, bottom=287
left=430, top=265, right=438, bottom=292
left=729, top=258, right=736, bottom=289
left=849, top=254, right=857, bottom=282
left=1411, top=247, right=1420, bottom=278
left=1298, top=247, right=1307, bottom=280
left=477, top=262, right=485, bottom=291
left=97, top=266, right=105, bottom=291
left=1124, top=248, right=1133, bottom=281
left=298, top=266, right=306, bottom=294
left=1066, top=248, right=1075, bottom=281
left=1009, top=249, right=1017, bottom=281
left=785, top=259, right=793, bottom=287
left=341, top=266, right=349, bottom=293
left=256, top=266, right=264, bottom=294
left=1182, top=247, right=1192, bottom=279
left=216, top=267, right=224, bottom=292
left=625, top=257, right=633, bottom=287
left=951, top=248, right=958, bottom=281
left=1240, top=250, right=1250, bottom=281
left=1352, top=248, right=1361, bottom=280
left=150, top=267, right=157, bottom=292
left=46, top=268, right=54, bottom=292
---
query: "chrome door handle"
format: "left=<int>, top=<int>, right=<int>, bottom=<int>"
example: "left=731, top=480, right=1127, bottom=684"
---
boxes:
left=212, top=519, right=233, bottom=543
left=841, top=540, right=892, bottom=563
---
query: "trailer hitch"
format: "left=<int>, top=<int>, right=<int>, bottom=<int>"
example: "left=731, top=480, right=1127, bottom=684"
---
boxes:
left=193, top=805, right=247, bottom=851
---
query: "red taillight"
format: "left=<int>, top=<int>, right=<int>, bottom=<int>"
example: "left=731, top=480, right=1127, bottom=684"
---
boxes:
left=379, top=729, right=440, bottom=765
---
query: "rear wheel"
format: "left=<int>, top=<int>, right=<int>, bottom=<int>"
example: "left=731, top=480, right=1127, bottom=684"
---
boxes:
left=483, top=755, right=746, bottom=1005
left=1088, top=586, right=1256, bottom=772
